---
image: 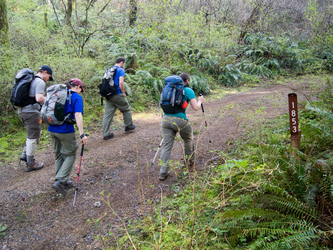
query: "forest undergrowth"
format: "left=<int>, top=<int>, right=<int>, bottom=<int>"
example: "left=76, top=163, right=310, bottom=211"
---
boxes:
left=91, top=77, right=333, bottom=249
left=1, top=1, right=333, bottom=248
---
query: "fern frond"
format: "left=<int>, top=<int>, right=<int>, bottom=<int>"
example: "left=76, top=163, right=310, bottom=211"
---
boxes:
left=261, top=194, right=318, bottom=222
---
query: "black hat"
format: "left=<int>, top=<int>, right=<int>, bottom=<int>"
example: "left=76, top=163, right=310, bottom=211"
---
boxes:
left=39, top=65, right=54, bottom=81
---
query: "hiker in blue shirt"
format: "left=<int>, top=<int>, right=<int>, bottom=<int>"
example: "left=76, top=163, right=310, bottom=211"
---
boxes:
left=102, top=57, right=135, bottom=140
left=48, top=78, right=88, bottom=194
left=159, top=73, right=204, bottom=180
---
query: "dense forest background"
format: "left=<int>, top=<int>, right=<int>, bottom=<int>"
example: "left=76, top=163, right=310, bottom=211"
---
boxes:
left=1, top=0, right=333, bottom=249
left=0, top=0, right=332, bottom=123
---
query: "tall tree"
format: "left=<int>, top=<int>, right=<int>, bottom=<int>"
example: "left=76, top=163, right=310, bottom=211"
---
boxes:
left=0, top=0, right=9, bottom=45
left=65, top=0, right=73, bottom=26
left=129, top=0, right=137, bottom=27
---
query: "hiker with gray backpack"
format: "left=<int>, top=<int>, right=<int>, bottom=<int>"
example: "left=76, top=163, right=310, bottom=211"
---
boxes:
left=42, top=78, right=88, bottom=194
left=10, top=65, right=54, bottom=172
left=158, top=73, right=204, bottom=180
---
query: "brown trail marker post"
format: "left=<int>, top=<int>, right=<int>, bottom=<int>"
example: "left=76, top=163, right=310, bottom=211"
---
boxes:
left=288, top=93, right=301, bottom=157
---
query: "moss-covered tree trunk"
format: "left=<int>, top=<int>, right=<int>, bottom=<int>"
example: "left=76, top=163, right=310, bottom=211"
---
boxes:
left=65, top=0, right=72, bottom=26
left=129, top=0, right=137, bottom=27
left=0, top=0, right=9, bottom=45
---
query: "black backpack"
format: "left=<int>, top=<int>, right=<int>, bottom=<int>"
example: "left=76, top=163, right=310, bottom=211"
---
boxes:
left=159, top=75, right=185, bottom=114
left=10, top=68, right=38, bottom=107
left=98, top=67, right=118, bottom=105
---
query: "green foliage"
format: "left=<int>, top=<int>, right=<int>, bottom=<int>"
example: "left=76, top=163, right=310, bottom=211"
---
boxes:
left=218, top=64, right=245, bottom=87
left=106, top=77, right=333, bottom=249
left=0, top=222, right=7, bottom=239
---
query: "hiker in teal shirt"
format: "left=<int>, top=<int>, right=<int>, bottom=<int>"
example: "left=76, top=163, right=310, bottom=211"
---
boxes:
left=159, top=73, right=204, bottom=180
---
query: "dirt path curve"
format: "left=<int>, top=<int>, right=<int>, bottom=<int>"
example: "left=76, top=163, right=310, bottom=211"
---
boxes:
left=0, top=80, right=316, bottom=249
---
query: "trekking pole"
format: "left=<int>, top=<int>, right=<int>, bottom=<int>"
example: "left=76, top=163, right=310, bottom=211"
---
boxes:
left=199, top=94, right=211, bottom=143
left=73, top=144, right=84, bottom=209
left=151, top=138, right=163, bottom=166
left=200, top=97, right=208, bottom=128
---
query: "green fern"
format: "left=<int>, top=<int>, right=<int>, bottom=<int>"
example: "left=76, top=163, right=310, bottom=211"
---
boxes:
left=0, top=223, right=7, bottom=239
left=217, top=207, right=320, bottom=249
left=260, top=195, right=318, bottom=222
left=218, top=64, right=245, bottom=86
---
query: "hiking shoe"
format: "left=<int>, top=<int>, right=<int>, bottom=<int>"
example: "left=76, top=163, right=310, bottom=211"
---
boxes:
left=103, top=133, right=114, bottom=140
left=54, top=179, right=73, bottom=189
left=25, top=160, right=44, bottom=172
left=125, top=125, right=136, bottom=132
left=159, top=173, right=168, bottom=181
left=63, top=180, right=73, bottom=188
left=19, top=154, right=27, bottom=163
left=52, top=181, right=67, bottom=195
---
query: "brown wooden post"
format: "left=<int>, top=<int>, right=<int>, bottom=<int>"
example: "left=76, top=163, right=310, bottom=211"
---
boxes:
left=288, top=93, right=301, bottom=156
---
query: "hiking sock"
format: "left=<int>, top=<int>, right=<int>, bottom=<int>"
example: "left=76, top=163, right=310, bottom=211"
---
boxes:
left=26, top=138, right=37, bottom=156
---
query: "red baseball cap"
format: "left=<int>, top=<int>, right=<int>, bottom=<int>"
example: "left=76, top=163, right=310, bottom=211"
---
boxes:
left=71, top=78, right=85, bottom=92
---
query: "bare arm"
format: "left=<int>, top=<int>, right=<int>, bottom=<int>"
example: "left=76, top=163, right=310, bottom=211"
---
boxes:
left=189, top=95, right=204, bottom=111
left=35, top=93, right=45, bottom=103
left=75, top=112, right=88, bottom=145
left=119, top=76, right=125, bottom=96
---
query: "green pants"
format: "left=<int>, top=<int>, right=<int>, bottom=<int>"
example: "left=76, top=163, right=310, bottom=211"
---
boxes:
left=103, top=94, right=133, bottom=137
left=49, top=132, right=78, bottom=183
left=160, top=115, right=193, bottom=175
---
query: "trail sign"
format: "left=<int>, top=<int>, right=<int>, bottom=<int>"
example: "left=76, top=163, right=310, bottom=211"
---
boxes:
left=288, top=93, right=301, bottom=151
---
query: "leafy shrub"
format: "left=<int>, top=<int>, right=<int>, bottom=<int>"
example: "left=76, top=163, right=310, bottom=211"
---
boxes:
left=218, top=64, right=245, bottom=86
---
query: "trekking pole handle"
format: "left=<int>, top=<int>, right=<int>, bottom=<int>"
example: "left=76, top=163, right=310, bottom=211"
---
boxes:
left=80, top=144, right=84, bottom=156
left=199, top=94, right=205, bottom=113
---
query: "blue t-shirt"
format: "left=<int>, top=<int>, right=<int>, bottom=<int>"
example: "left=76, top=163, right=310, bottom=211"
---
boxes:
left=164, top=87, right=196, bottom=120
left=113, top=66, right=125, bottom=95
left=48, top=91, right=84, bottom=134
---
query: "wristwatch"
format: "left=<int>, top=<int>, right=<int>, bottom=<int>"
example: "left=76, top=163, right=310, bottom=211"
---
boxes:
left=80, top=133, right=86, bottom=139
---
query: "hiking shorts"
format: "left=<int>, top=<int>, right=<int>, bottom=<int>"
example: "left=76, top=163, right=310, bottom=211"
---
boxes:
left=18, top=112, right=41, bottom=140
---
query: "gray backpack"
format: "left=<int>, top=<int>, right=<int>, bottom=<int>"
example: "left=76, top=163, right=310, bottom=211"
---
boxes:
left=41, top=84, right=74, bottom=125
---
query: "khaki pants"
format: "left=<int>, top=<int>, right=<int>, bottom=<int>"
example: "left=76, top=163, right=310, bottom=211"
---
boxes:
left=102, top=94, right=133, bottom=137
left=49, top=132, right=78, bottom=183
left=160, top=115, right=193, bottom=175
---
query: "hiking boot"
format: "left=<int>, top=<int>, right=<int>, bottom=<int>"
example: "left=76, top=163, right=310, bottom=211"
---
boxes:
left=63, top=180, right=73, bottom=188
left=20, top=155, right=27, bottom=162
left=103, top=133, right=114, bottom=140
left=159, top=173, right=169, bottom=181
left=52, top=181, right=67, bottom=195
left=54, top=179, right=73, bottom=188
left=25, top=158, right=44, bottom=172
left=125, top=125, right=136, bottom=132
left=19, top=147, right=27, bottom=165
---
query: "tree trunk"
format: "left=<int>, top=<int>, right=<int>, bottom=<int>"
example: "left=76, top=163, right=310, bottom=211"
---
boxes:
left=129, top=0, right=137, bottom=27
left=238, top=0, right=264, bottom=43
left=0, top=0, right=9, bottom=45
left=65, top=0, right=73, bottom=26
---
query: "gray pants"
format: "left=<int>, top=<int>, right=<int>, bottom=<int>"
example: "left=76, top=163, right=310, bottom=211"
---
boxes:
left=102, top=94, right=133, bottom=137
left=160, top=115, right=193, bottom=175
left=49, top=132, right=78, bottom=183
left=18, top=112, right=41, bottom=157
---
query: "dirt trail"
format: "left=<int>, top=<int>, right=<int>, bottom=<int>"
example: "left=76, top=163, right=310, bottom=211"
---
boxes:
left=0, top=81, right=316, bottom=249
